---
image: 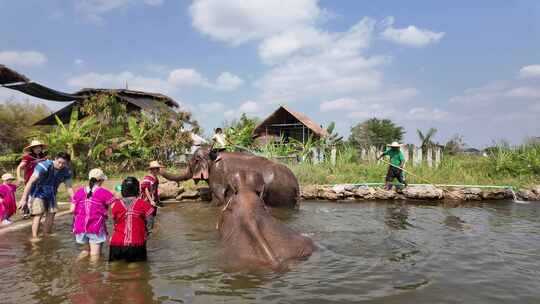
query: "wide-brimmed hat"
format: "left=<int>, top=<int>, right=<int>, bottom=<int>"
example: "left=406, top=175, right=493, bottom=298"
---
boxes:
left=1, top=173, right=15, bottom=181
left=387, top=141, right=402, bottom=148
left=148, top=161, right=164, bottom=169
left=24, top=140, right=47, bottom=152
left=88, top=168, right=107, bottom=181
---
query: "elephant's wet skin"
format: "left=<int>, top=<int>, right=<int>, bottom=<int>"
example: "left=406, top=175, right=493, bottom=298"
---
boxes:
left=160, top=148, right=299, bottom=208
left=217, top=172, right=315, bottom=272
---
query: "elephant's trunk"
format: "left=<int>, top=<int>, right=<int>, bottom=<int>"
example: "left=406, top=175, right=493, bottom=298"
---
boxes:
left=160, top=168, right=192, bottom=182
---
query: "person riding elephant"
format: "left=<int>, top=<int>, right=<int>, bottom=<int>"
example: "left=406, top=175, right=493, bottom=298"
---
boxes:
left=216, top=170, right=315, bottom=271
left=159, top=148, right=299, bottom=208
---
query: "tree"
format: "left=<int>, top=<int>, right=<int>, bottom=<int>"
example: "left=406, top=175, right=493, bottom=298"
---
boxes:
left=323, top=121, right=343, bottom=147
left=417, top=128, right=438, bottom=150
left=349, top=118, right=405, bottom=149
left=0, top=99, right=51, bottom=153
left=223, top=113, right=260, bottom=149
left=444, top=134, right=466, bottom=155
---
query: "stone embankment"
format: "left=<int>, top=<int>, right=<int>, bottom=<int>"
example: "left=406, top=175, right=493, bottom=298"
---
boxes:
left=159, top=181, right=540, bottom=203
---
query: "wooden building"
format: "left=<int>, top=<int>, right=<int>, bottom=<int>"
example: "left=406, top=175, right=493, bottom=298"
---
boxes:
left=252, top=105, right=327, bottom=144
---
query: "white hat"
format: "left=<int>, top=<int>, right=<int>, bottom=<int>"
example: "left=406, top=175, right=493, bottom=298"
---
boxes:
left=387, top=141, right=402, bottom=148
left=1, top=173, right=15, bottom=181
left=24, top=139, right=47, bottom=152
left=88, top=168, right=107, bottom=181
left=148, top=161, right=164, bottom=169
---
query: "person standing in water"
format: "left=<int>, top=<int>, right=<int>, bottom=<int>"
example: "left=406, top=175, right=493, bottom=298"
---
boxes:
left=18, top=152, right=74, bottom=242
left=377, top=141, right=407, bottom=191
left=72, top=168, right=115, bottom=260
left=16, top=140, right=47, bottom=218
left=0, top=173, right=18, bottom=225
left=109, top=177, right=155, bottom=262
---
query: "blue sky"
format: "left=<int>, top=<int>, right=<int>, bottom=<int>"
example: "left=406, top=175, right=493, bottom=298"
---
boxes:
left=1, top=0, right=539, bottom=147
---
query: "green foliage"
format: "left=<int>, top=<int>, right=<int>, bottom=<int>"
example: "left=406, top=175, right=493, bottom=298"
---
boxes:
left=349, top=118, right=405, bottom=149
left=489, top=142, right=540, bottom=176
left=30, top=94, right=197, bottom=174
left=444, top=134, right=466, bottom=155
left=223, top=113, right=260, bottom=149
left=0, top=99, right=51, bottom=153
left=417, top=128, right=438, bottom=149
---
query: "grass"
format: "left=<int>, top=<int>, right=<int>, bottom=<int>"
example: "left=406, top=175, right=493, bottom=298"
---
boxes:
left=14, top=143, right=540, bottom=202
left=289, top=154, right=539, bottom=188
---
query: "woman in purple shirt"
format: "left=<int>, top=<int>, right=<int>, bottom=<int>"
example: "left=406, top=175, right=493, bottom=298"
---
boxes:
left=72, top=168, right=116, bottom=260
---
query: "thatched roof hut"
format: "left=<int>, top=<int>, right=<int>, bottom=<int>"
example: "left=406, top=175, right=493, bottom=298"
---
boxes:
left=252, top=106, right=327, bottom=144
left=0, top=65, right=180, bottom=125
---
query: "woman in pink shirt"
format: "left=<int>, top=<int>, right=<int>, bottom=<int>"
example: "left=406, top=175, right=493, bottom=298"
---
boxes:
left=72, top=168, right=116, bottom=260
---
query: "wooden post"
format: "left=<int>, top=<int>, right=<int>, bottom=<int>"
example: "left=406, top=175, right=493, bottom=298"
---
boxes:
left=311, top=147, right=318, bottom=164
left=413, top=146, right=422, bottom=167
left=361, top=148, right=367, bottom=161
left=402, top=144, right=409, bottom=164
left=427, top=147, right=433, bottom=168
left=330, top=147, right=337, bottom=166
left=435, top=147, right=441, bottom=167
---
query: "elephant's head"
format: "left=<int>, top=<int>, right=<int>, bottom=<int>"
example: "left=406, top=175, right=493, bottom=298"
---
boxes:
left=188, top=148, right=211, bottom=184
left=218, top=170, right=314, bottom=272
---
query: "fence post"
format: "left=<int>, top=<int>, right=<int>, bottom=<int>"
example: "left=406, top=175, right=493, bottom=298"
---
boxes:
left=361, top=148, right=367, bottom=161
left=402, top=145, right=409, bottom=164
left=413, top=146, right=422, bottom=167
left=330, top=147, right=337, bottom=166
left=311, top=147, right=318, bottom=164
left=427, top=147, right=433, bottom=167
left=435, top=147, right=441, bottom=167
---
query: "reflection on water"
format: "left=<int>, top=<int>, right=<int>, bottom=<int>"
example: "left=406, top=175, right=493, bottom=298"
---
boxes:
left=1, top=201, right=540, bottom=303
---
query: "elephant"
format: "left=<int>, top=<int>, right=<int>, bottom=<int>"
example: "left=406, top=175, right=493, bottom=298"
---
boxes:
left=216, top=170, right=315, bottom=271
left=160, top=148, right=299, bottom=208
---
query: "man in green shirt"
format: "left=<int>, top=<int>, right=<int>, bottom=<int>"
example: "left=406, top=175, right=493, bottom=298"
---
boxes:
left=377, top=141, right=407, bottom=191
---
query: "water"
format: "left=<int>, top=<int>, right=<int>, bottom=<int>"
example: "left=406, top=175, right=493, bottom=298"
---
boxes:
left=1, top=200, right=540, bottom=303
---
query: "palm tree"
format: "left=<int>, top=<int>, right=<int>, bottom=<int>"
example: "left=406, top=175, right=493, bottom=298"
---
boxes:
left=417, top=128, right=438, bottom=153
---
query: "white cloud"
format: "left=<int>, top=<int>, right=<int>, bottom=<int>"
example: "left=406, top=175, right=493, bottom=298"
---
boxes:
left=257, top=18, right=390, bottom=103
left=0, top=51, right=47, bottom=67
left=381, top=17, right=444, bottom=47
left=167, top=68, right=210, bottom=87
left=506, top=87, right=540, bottom=99
left=144, top=0, right=163, bottom=6
left=224, top=109, right=236, bottom=119
left=320, top=97, right=358, bottom=111
left=67, top=71, right=175, bottom=94
left=320, top=88, right=418, bottom=112
left=215, top=72, right=244, bottom=90
left=75, top=0, right=163, bottom=24
left=67, top=68, right=244, bottom=93
left=258, top=27, right=333, bottom=63
left=238, top=100, right=259, bottom=113
left=199, top=102, right=225, bottom=112
left=74, top=59, right=85, bottom=65
left=347, top=104, right=396, bottom=119
left=519, top=65, right=540, bottom=78
left=405, top=107, right=450, bottom=121
left=189, top=0, right=322, bottom=45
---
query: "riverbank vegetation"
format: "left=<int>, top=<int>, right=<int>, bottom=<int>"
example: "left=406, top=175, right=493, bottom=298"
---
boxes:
left=1, top=99, right=539, bottom=191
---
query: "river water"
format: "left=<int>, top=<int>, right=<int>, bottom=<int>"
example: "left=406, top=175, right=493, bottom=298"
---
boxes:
left=1, top=200, right=540, bottom=303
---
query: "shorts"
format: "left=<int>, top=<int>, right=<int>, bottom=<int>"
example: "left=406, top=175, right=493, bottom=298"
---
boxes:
left=29, top=196, right=57, bottom=215
left=386, top=166, right=406, bottom=184
left=109, top=245, right=147, bottom=262
left=76, top=232, right=108, bottom=245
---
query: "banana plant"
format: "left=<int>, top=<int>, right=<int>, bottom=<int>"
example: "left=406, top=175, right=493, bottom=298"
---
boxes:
left=52, top=108, right=97, bottom=160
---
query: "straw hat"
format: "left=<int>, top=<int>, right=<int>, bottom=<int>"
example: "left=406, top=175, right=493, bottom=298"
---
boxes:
left=24, top=139, right=47, bottom=152
left=1, top=173, right=15, bottom=181
left=148, top=161, right=164, bottom=169
left=88, top=168, right=108, bottom=181
left=387, top=141, right=402, bottom=148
